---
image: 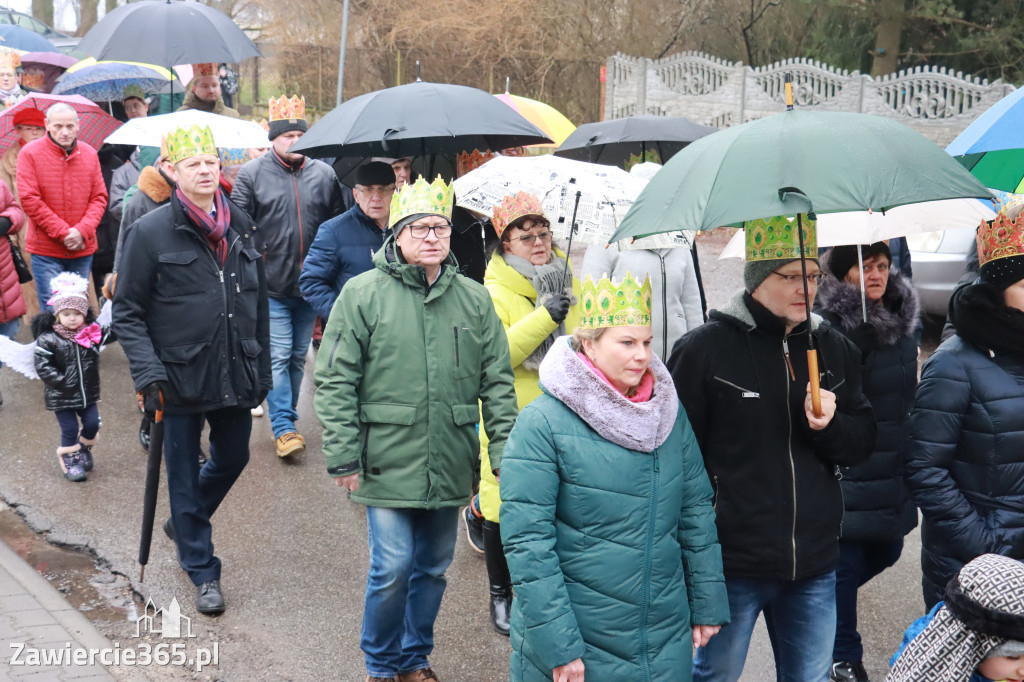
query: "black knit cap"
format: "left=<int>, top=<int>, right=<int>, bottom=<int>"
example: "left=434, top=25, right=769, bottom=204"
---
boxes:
left=980, top=255, right=1024, bottom=291
left=827, top=242, right=891, bottom=281
left=355, top=161, right=396, bottom=187
left=268, top=118, right=308, bottom=141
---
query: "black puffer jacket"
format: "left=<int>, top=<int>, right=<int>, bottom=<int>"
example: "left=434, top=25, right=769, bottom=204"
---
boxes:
left=31, top=312, right=105, bottom=411
left=113, top=191, right=272, bottom=415
left=904, top=282, right=1024, bottom=608
left=815, top=272, right=920, bottom=541
left=669, top=291, right=876, bottom=581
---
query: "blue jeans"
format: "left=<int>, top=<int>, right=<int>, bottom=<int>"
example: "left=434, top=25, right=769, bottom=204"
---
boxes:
left=31, top=254, right=93, bottom=312
left=163, top=407, right=251, bottom=586
left=834, top=539, right=903, bottom=662
left=693, top=572, right=837, bottom=682
left=266, top=296, right=316, bottom=438
left=362, top=506, right=459, bottom=677
left=0, top=318, right=18, bottom=368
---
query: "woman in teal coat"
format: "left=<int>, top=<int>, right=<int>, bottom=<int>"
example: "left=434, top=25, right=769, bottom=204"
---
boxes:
left=500, top=273, right=729, bottom=682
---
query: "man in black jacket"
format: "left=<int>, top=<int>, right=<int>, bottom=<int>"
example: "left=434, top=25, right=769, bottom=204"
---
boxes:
left=113, top=124, right=271, bottom=616
left=231, top=94, right=345, bottom=459
left=669, top=215, right=875, bottom=682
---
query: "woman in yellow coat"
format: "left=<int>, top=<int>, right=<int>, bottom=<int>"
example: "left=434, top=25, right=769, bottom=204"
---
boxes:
left=466, top=191, right=581, bottom=636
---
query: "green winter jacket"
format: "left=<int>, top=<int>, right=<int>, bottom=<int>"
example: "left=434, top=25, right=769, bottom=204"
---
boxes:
left=313, top=237, right=518, bottom=508
left=500, top=337, right=729, bottom=682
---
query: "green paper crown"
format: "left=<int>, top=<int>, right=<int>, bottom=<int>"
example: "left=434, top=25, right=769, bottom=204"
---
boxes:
left=162, top=124, right=217, bottom=165
left=579, top=272, right=653, bottom=329
left=389, top=175, right=454, bottom=229
left=745, top=214, right=817, bottom=263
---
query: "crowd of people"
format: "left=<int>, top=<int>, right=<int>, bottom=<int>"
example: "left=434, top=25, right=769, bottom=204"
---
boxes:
left=0, top=50, right=1023, bottom=682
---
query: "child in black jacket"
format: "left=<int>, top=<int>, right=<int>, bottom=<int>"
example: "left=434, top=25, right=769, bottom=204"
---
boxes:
left=32, top=273, right=106, bottom=482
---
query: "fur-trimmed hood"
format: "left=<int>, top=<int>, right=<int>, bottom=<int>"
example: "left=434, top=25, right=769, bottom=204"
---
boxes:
left=538, top=336, right=678, bottom=452
left=816, top=271, right=919, bottom=347
left=137, top=166, right=172, bottom=204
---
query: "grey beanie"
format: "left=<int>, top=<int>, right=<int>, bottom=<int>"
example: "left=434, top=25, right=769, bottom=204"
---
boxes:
left=987, top=640, right=1024, bottom=658
left=744, top=257, right=819, bottom=293
left=391, top=212, right=433, bottom=237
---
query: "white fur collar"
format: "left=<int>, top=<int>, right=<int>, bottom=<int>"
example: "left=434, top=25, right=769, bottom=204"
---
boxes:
left=539, top=337, right=678, bottom=452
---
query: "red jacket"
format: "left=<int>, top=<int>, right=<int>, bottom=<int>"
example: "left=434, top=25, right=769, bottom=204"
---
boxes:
left=0, top=180, right=27, bottom=323
left=17, top=135, right=107, bottom=259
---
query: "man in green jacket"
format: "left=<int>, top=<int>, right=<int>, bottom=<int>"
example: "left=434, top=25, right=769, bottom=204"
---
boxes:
left=313, top=176, right=518, bottom=682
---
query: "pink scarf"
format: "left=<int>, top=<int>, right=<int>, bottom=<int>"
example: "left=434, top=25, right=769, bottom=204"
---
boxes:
left=577, top=352, right=655, bottom=403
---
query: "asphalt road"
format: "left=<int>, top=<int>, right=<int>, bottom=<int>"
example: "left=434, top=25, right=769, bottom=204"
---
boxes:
left=0, top=229, right=929, bottom=681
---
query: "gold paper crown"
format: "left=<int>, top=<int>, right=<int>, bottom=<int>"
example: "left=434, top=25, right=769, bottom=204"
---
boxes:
left=269, top=95, right=306, bottom=122
left=389, top=175, right=454, bottom=229
left=977, top=209, right=1024, bottom=269
left=162, top=125, right=217, bottom=164
left=579, top=272, right=653, bottom=329
left=0, top=49, right=21, bottom=70
left=492, top=191, right=545, bottom=236
left=745, top=214, right=817, bottom=263
left=219, top=147, right=251, bottom=168
left=192, top=63, right=217, bottom=78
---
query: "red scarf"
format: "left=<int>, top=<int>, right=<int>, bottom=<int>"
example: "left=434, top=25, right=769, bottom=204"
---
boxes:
left=176, top=187, right=230, bottom=265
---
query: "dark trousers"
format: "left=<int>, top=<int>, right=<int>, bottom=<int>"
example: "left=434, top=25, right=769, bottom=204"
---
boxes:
left=833, top=538, right=904, bottom=662
left=162, top=407, right=251, bottom=586
left=54, top=404, right=100, bottom=447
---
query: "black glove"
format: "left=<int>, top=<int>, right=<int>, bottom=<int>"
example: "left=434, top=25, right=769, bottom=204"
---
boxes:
left=542, top=294, right=571, bottom=324
left=0, top=216, right=11, bottom=236
left=847, top=322, right=879, bottom=356
left=140, top=381, right=168, bottom=419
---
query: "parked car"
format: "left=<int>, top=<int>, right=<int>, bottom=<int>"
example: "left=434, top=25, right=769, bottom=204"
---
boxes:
left=906, top=226, right=975, bottom=320
left=0, top=10, right=79, bottom=53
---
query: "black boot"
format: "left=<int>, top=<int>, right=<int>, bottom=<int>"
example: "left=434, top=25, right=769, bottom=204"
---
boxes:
left=483, top=520, right=512, bottom=636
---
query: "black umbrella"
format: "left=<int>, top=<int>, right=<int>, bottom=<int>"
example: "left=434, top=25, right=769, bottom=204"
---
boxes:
left=77, top=0, right=261, bottom=66
left=138, top=397, right=164, bottom=582
left=291, top=80, right=552, bottom=159
left=554, top=115, right=716, bottom=169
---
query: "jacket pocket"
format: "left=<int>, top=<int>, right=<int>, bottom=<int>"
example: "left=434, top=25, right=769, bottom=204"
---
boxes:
left=713, top=375, right=760, bottom=398
left=452, top=322, right=480, bottom=380
left=238, top=337, right=262, bottom=392
left=158, top=339, right=212, bottom=403
left=237, top=247, right=261, bottom=291
left=358, top=403, right=417, bottom=477
left=157, top=250, right=204, bottom=295
left=451, top=404, right=479, bottom=426
left=360, top=403, right=417, bottom=425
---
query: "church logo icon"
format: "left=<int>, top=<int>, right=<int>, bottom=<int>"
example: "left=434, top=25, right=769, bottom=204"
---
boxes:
left=134, top=597, right=195, bottom=639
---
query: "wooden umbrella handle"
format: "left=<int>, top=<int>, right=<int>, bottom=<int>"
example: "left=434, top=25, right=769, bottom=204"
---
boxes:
left=807, top=349, right=822, bottom=417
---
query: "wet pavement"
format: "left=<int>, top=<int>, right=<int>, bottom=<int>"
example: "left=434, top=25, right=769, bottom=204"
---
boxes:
left=0, top=228, right=929, bottom=681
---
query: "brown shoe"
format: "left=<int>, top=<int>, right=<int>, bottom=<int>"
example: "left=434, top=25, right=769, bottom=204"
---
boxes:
left=366, top=676, right=395, bottom=682
left=275, top=432, right=305, bottom=458
left=397, top=669, right=438, bottom=682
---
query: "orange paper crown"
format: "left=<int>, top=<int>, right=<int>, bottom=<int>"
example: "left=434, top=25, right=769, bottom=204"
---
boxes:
left=492, top=191, right=545, bottom=236
left=192, top=63, right=217, bottom=78
left=0, top=49, right=21, bottom=70
left=456, top=149, right=495, bottom=178
left=256, top=118, right=270, bottom=132
left=977, top=209, right=1024, bottom=269
left=269, top=95, right=305, bottom=122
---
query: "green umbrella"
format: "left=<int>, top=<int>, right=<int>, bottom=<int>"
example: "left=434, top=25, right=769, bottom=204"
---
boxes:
left=609, top=109, right=992, bottom=242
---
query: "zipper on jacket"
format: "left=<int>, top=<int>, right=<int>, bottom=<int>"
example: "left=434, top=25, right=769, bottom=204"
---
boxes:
left=658, top=252, right=668, bottom=362
left=713, top=376, right=760, bottom=398
left=360, top=427, right=370, bottom=475
left=75, top=344, right=86, bottom=409
left=327, top=334, right=342, bottom=368
left=712, top=474, right=719, bottom=511
left=783, top=336, right=798, bottom=580
left=639, top=450, right=659, bottom=682
left=453, top=327, right=460, bottom=368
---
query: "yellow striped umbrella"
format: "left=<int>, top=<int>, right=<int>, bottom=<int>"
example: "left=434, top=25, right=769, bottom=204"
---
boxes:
left=495, top=92, right=575, bottom=147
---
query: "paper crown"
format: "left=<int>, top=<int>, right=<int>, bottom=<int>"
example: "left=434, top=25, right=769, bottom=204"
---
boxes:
left=0, top=49, right=21, bottom=71
left=579, top=272, right=653, bottom=329
left=269, top=95, right=305, bottom=122
left=625, top=149, right=661, bottom=171
left=456, top=149, right=496, bottom=177
left=219, top=147, right=251, bottom=168
left=21, top=72, right=45, bottom=90
left=162, top=125, right=217, bottom=164
left=122, top=84, right=146, bottom=101
left=192, top=63, right=217, bottom=78
left=389, top=175, right=454, bottom=229
left=745, top=214, right=817, bottom=262
left=256, top=118, right=270, bottom=132
left=492, top=191, right=545, bottom=236
left=977, top=209, right=1024, bottom=269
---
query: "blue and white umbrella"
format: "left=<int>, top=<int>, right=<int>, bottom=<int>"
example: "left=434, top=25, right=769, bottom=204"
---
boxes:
left=52, top=62, right=171, bottom=103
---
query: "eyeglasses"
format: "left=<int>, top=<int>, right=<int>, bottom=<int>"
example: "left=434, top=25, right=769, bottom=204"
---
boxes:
left=508, top=230, right=553, bottom=244
left=356, top=186, right=396, bottom=197
left=770, top=271, right=825, bottom=286
left=406, top=222, right=453, bottom=239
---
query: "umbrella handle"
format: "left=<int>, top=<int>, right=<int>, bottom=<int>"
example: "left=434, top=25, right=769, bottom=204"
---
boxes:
left=807, top=349, right=822, bottom=418
left=561, top=190, right=582, bottom=290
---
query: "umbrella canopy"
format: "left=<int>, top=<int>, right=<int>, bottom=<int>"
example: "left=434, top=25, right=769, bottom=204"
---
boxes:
left=494, top=93, right=575, bottom=147
left=555, top=115, right=716, bottom=168
left=610, top=110, right=993, bottom=243
left=76, top=0, right=261, bottom=66
left=19, top=52, right=77, bottom=94
left=0, top=94, right=121, bottom=155
left=290, top=81, right=551, bottom=159
left=947, top=87, right=1024, bottom=193
left=0, top=25, right=56, bottom=52
left=453, top=155, right=647, bottom=245
left=53, top=62, right=171, bottom=102
left=20, top=51, right=78, bottom=70
left=104, top=109, right=269, bottom=149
